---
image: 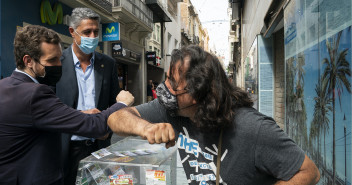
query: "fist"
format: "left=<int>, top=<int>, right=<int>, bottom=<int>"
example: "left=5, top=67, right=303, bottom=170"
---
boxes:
left=142, top=123, right=176, bottom=148
left=116, top=90, right=134, bottom=106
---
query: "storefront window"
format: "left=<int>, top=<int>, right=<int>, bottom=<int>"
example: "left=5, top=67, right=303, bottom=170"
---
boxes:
left=284, top=0, right=351, bottom=184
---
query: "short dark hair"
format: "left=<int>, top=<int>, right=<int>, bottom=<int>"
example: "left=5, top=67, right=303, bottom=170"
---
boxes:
left=170, top=45, right=253, bottom=130
left=14, top=25, right=61, bottom=69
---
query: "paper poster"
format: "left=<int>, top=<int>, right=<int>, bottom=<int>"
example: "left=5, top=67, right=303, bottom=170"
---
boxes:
left=92, top=148, right=112, bottom=159
left=145, top=170, right=166, bottom=185
left=85, top=163, right=109, bottom=185
left=109, top=174, right=133, bottom=185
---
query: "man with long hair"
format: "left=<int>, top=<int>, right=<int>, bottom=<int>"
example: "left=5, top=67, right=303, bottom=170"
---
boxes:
left=108, top=45, right=320, bottom=184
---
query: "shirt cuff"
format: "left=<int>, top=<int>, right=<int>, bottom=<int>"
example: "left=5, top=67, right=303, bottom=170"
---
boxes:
left=117, top=101, right=128, bottom=106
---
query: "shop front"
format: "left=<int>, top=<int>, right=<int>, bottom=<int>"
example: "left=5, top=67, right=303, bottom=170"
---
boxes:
left=0, top=0, right=74, bottom=78
left=284, top=0, right=352, bottom=184
left=111, top=41, right=145, bottom=105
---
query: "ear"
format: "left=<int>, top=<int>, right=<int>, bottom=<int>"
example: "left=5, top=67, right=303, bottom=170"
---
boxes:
left=69, top=27, right=75, bottom=38
left=23, top=55, right=33, bottom=68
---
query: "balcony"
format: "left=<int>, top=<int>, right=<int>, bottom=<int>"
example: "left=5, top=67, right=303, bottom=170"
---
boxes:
left=59, top=0, right=115, bottom=22
left=145, top=0, right=171, bottom=23
left=181, top=21, right=191, bottom=41
left=110, top=0, right=153, bottom=32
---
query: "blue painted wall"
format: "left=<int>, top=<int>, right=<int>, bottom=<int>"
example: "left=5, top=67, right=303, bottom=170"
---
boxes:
left=0, top=0, right=73, bottom=78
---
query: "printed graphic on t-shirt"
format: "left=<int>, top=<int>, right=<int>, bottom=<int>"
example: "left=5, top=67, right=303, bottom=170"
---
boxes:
left=177, top=127, right=228, bottom=185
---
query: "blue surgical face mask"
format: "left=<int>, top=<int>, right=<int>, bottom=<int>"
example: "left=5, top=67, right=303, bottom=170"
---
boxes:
left=74, top=30, right=99, bottom=54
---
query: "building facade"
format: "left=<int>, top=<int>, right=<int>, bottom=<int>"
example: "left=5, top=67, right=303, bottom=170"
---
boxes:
left=231, top=0, right=352, bottom=184
left=146, top=0, right=182, bottom=86
left=179, top=0, right=208, bottom=49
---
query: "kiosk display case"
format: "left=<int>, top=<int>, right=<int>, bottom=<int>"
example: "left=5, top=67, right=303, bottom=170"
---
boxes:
left=75, top=137, right=177, bottom=185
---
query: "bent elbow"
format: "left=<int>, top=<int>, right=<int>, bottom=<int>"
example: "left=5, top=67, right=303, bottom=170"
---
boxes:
left=313, top=166, right=320, bottom=184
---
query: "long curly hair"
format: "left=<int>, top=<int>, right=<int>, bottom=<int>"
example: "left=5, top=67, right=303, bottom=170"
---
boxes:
left=169, top=45, right=253, bottom=130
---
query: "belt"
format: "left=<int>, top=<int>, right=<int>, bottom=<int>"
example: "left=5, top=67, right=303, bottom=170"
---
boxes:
left=71, top=139, right=95, bottom=146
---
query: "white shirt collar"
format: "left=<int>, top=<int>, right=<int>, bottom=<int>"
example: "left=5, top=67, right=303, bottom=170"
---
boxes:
left=15, top=68, right=39, bottom=83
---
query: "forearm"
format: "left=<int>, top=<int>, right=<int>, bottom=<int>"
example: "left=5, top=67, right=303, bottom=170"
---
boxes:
left=107, top=107, right=149, bottom=137
left=107, top=106, right=176, bottom=147
left=275, top=177, right=316, bottom=185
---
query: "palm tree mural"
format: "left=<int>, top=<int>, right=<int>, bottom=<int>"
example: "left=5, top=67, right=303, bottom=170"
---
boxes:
left=286, top=53, right=308, bottom=150
left=309, top=115, right=319, bottom=166
left=322, top=30, right=351, bottom=184
left=286, top=56, right=296, bottom=138
left=310, top=78, right=332, bottom=170
left=295, top=52, right=308, bottom=150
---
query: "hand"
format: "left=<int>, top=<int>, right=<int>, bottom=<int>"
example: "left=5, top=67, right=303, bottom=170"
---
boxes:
left=142, top=123, right=176, bottom=148
left=116, top=90, right=134, bottom=106
left=97, top=133, right=109, bottom=140
left=81, top=108, right=101, bottom=114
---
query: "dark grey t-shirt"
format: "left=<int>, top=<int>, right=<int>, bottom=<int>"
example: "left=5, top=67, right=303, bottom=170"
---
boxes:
left=136, top=99, right=305, bottom=185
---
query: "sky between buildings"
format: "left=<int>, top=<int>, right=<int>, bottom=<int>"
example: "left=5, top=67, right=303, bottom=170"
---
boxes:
left=190, top=0, right=230, bottom=67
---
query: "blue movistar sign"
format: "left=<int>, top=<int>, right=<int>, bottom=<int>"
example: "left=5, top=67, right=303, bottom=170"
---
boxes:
left=102, top=22, right=120, bottom=41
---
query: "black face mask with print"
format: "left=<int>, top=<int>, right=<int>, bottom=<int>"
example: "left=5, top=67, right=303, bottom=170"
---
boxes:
left=156, top=81, right=179, bottom=117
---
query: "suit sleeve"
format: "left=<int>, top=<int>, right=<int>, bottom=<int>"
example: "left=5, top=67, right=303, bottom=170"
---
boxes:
left=30, top=85, right=126, bottom=138
left=109, top=59, right=120, bottom=106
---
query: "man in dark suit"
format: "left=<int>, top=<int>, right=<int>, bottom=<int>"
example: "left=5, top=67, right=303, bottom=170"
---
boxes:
left=55, top=8, right=121, bottom=185
left=0, top=25, right=134, bottom=184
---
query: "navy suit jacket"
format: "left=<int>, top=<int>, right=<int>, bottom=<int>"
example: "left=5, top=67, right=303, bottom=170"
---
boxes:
left=56, top=46, right=120, bottom=115
left=0, top=71, right=126, bottom=185
left=56, top=46, right=120, bottom=178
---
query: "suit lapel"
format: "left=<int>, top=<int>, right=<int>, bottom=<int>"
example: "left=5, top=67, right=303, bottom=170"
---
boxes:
left=94, top=53, right=104, bottom=107
left=61, top=46, right=79, bottom=106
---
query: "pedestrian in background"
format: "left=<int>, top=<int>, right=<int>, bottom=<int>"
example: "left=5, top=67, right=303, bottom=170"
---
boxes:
left=152, top=82, right=158, bottom=99
left=147, top=79, right=153, bottom=102
left=55, top=7, right=121, bottom=185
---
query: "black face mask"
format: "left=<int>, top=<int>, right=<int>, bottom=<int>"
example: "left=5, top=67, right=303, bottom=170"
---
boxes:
left=156, top=81, right=192, bottom=117
left=156, top=82, right=179, bottom=117
left=36, top=66, right=62, bottom=87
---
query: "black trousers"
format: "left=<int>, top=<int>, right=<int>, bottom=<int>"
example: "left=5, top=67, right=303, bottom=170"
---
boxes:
left=65, top=140, right=99, bottom=185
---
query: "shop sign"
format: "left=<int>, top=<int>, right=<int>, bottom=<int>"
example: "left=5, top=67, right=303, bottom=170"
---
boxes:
left=102, top=22, right=120, bottom=41
left=156, top=56, right=161, bottom=66
left=146, top=51, right=156, bottom=63
left=112, top=42, right=123, bottom=57
left=40, top=0, right=63, bottom=25
left=130, top=51, right=139, bottom=60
